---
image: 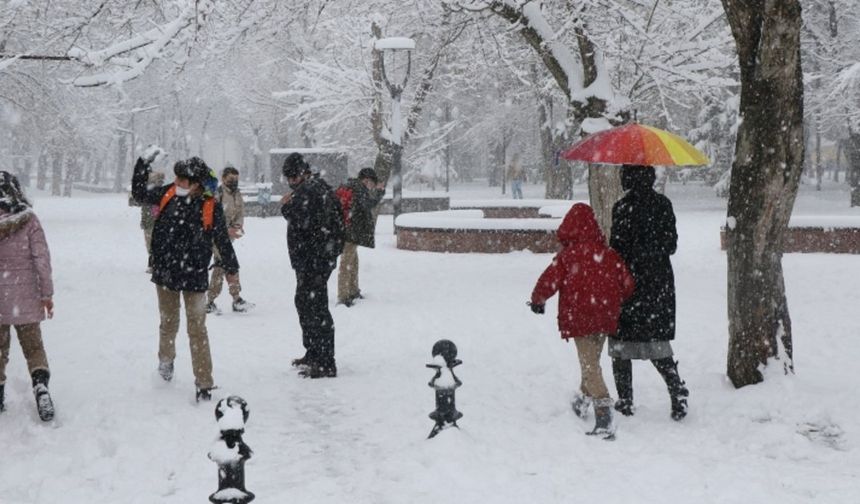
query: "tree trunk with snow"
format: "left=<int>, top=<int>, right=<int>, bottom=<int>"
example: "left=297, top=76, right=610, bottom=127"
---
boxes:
left=51, top=153, right=63, bottom=196
left=722, top=0, right=804, bottom=387
left=846, top=131, right=860, bottom=206
left=487, top=2, right=622, bottom=234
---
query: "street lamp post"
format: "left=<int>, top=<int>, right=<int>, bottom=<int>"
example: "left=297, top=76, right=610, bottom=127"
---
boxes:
left=374, top=37, right=414, bottom=232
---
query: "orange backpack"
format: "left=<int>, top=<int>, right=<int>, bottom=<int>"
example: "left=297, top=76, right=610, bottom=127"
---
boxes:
left=158, top=186, right=216, bottom=231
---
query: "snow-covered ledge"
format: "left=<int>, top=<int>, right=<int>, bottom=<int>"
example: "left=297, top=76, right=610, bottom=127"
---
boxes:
left=451, top=199, right=581, bottom=218
left=395, top=210, right=562, bottom=253
left=719, top=215, right=860, bottom=254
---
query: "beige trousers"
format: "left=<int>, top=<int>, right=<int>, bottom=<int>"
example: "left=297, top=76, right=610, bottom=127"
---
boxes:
left=207, top=249, right=241, bottom=303
left=156, top=286, right=214, bottom=388
left=0, top=323, right=49, bottom=385
left=337, top=242, right=359, bottom=302
left=573, top=333, right=610, bottom=400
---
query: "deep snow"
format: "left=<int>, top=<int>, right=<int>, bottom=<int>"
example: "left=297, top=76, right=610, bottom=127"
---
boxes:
left=0, top=181, right=858, bottom=504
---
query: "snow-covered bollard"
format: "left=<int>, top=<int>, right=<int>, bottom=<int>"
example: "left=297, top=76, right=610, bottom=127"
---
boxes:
left=208, top=396, right=254, bottom=504
left=426, top=339, right=463, bottom=439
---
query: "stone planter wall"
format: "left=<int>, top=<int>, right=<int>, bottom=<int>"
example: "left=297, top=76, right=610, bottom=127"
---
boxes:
left=720, top=227, right=860, bottom=254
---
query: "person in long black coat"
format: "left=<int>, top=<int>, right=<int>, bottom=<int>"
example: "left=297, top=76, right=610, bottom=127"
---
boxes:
left=608, top=164, right=688, bottom=421
left=280, top=153, right=344, bottom=378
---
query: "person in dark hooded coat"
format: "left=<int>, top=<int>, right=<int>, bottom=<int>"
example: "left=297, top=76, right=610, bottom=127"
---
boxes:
left=609, top=164, right=689, bottom=421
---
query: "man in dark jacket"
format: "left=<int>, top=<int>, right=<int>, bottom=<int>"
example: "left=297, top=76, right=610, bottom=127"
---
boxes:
left=337, top=167, right=384, bottom=306
left=280, top=153, right=344, bottom=378
left=132, top=147, right=239, bottom=401
left=608, top=164, right=688, bottom=421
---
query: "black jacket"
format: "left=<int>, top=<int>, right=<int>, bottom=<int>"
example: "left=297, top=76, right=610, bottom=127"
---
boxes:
left=281, top=177, right=344, bottom=273
left=342, top=178, right=383, bottom=248
left=610, top=186, right=678, bottom=342
left=131, top=158, right=239, bottom=292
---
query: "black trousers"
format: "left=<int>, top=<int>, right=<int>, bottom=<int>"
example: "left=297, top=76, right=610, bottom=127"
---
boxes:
left=295, top=268, right=335, bottom=367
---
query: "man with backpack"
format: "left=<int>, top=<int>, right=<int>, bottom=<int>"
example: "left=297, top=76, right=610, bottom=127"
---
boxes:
left=132, top=147, right=239, bottom=401
left=335, top=168, right=384, bottom=306
left=280, top=153, right=344, bottom=378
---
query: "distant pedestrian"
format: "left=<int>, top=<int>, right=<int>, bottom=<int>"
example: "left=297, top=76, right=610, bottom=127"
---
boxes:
left=530, top=203, right=634, bottom=439
left=280, top=153, right=344, bottom=378
left=207, top=166, right=254, bottom=314
left=609, top=164, right=689, bottom=421
left=131, top=148, right=239, bottom=402
left=0, top=171, right=55, bottom=421
left=335, top=167, right=384, bottom=306
left=508, top=153, right=526, bottom=199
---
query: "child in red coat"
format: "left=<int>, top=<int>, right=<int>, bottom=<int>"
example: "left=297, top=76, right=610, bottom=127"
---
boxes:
left=530, top=203, right=634, bottom=439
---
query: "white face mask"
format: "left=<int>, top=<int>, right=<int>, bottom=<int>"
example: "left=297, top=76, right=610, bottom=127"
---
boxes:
left=175, top=186, right=190, bottom=197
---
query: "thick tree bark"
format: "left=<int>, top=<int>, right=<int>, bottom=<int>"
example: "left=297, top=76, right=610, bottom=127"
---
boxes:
left=51, top=152, right=63, bottom=196
left=846, top=131, right=860, bottom=206
left=722, top=0, right=804, bottom=387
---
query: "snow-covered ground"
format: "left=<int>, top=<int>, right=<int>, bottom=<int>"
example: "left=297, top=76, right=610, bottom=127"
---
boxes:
left=1, top=181, right=858, bottom=504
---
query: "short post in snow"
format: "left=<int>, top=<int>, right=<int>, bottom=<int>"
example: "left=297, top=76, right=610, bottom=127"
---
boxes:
left=427, top=339, right=463, bottom=439
left=208, top=395, right=255, bottom=504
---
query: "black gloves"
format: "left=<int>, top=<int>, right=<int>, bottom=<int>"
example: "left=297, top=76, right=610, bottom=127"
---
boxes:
left=529, top=302, right=545, bottom=314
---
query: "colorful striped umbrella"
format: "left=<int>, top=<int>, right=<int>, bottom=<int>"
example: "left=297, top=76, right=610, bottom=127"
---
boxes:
left=562, top=123, right=710, bottom=166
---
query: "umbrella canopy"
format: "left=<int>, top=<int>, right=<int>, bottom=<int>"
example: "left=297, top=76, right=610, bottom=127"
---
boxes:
left=562, top=123, right=710, bottom=166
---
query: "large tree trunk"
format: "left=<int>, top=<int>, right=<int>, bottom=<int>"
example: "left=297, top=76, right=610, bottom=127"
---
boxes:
left=846, top=131, right=860, bottom=206
left=722, top=0, right=804, bottom=387
left=51, top=152, right=63, bottom=196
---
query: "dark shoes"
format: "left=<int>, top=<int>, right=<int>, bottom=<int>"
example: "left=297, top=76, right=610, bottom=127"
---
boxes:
left=196, top=386, right=215, bottom=402
left=587, top=401, right=615, bottom=440
left=205, top=301, right=221, bottom=315
left=614, top=398, right=634, bottom=417
left=571, top=393, right=592, bottom=419
left=291, top=355, right=312, bottom=368
left=299, top=364, right=337, bottom=379
left=670, top=387, right=689, bottom=421
left=158, top=360, right=174, bottom=382
left=32, top=370, right=54, bottom=422
left=232, top=297, right=255, bottom=313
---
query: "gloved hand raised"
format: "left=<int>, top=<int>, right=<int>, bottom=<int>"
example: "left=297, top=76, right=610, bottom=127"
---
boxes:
left=142, top=145, right=166, bottom=165
left=529, top=302, right=545, bottom=315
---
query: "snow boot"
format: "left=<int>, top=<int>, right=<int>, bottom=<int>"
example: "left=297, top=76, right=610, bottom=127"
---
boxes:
left=158, top=360, right=174, bottom=382
left=0, top=384, right=5, bottom=413
left=205, top=301, right=221, bottom=315
left=612, top=358, right=634, bottom=416
left=653, top=358, right=689, bottom=421
left=291, top=354, right=312, bottom=368
left=196, top=386, right=214, bottom=402
left=299, top=363, right=337, bottom=379
left=31, top=370, right=54, bottom=422
left=587, top=399, right=616, bottom=440
left=571, top=392, right=592, bottom=419
left=232, top=297, right=255, bottom=313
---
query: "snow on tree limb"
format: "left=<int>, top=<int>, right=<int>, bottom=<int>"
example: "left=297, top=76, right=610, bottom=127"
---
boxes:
left=67, top=2, right=211, bottom=87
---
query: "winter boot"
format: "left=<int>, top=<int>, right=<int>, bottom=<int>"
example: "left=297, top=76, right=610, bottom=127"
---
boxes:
left=612, top=358, right=634, bottom=416
left=31, top=370, right=54, bottom=422
left=232, top=297, right=255, bottom=313
left=291, top=353, right=312, bottom=368
left=571, top=392, right=592, bottom=419
left=0, top=384, right=5, bottom=413
left=587, top=399, right=616, bottom=440
left=299, top=363, right=337, bottom=379
left=653, top=358, right=689, bottom=421
left=205, top=301, right=221, bottom=315
left=196, top=386, right=214, bottom=402
left=158, top=360, right=174, bottom=382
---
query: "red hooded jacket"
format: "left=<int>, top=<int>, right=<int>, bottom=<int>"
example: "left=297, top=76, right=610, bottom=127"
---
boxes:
left=531, top=203, right=635, bottom=339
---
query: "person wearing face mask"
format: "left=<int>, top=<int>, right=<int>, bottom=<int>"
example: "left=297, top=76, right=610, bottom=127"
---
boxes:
left=280, top=152, right=344, bottom=378
left=206, top=166, right=253, bottom=314
left=131, top=147, right=239, bottom=402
